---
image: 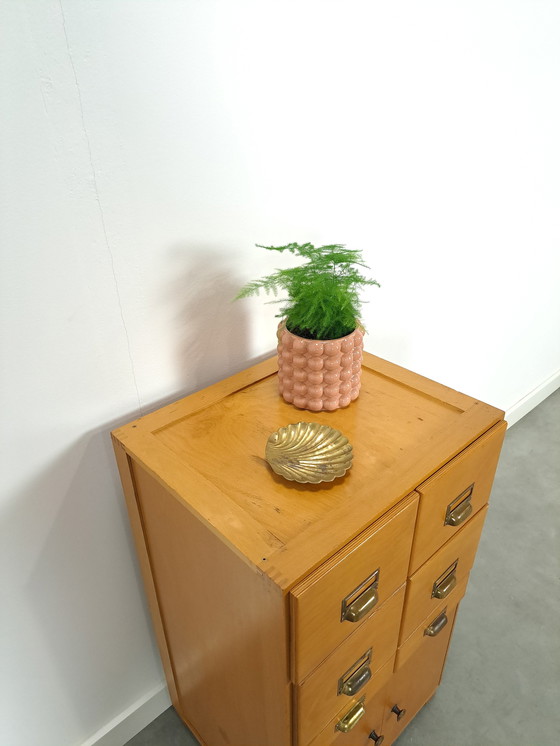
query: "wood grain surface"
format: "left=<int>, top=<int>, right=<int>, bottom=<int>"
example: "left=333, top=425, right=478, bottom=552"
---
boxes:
left=290, top=495, right=418, bottom=681
left=400, top=505, right=488, bottom=641
left=112, top=353, right=504, bottom=591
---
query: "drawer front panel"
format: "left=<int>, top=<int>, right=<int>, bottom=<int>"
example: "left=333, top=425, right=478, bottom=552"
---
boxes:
left=291, top=495, right=418, bottom=682
left=307, top=657, right=394, bottom=746
left=400, top=505, right=487, bottom=642
left=382, top=604, right=458, bottom=745
left=297, top=586, right=405, bottom=746
left=409, top=421, right=506, bottom=573
left=395, top=577, right=467, bottom=670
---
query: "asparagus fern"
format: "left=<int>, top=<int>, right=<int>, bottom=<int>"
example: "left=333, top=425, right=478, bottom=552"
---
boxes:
left=236, top=243, right=380, bottom=340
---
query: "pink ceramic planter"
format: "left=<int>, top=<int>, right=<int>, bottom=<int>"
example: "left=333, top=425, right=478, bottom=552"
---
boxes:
left=276, top=322, right=364, bottom=411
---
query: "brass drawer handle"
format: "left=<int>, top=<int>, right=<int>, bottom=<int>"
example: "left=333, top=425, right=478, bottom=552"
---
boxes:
left=445, top=485, right=474, bottom=527
left=336, top=697, right=366, bottom=733
left=341, top=569, right=379, bottom=623
left=338, top=649, right=372, bottom=696
left=424, top=610, right=448, bottom=637
left=432, top=561, right=458, bottom=600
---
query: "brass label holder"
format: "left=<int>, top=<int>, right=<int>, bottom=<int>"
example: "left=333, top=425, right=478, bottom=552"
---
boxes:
left=432, top=559, right=458, bottom=599
left=335, top=696, right=366, bottom=733
left=424, top=608, right=448, bottom=637
left=340, top=569, right=380, bottom=623
left=444, top=483, right=474, bottom=527
left=337, top=648, right=373, bottom=696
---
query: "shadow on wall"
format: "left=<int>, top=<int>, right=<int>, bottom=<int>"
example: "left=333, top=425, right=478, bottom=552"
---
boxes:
left=1, top=423, right=163, bottom=742
left=1, top=247, right=276, bottom=743
left=164, top=244, right=273, bottom=393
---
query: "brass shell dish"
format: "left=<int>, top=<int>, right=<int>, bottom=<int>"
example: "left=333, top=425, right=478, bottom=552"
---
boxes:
left=265, top=422, right=353, bottom=484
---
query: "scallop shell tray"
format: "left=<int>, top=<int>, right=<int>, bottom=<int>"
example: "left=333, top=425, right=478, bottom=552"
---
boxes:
left=265, top=422, right=353, bottom=484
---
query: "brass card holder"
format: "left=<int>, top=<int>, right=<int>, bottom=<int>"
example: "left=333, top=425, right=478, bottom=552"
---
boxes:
left=432, top=560, right=458, bottom=600
left=336, top=696, right=366, bottom=733
left=341, top=569, right=380, bottom=622
left=445, top=484, right=474, bottom=526
left=424, top=609, right=448, bottom=637
left=338, top=648, right=373, bottom=696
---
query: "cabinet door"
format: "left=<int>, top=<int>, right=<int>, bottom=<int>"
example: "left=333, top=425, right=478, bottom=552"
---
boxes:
left=381, top=605, right=458, bottom=744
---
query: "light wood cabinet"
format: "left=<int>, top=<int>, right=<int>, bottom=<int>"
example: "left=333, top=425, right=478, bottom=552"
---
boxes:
left=112, top=353, right=506, bottom=746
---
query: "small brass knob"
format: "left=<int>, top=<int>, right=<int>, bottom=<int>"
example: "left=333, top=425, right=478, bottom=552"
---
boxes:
left=368, top=730, right=384, bottom=744
left=391, top=704, right=406, bottom=721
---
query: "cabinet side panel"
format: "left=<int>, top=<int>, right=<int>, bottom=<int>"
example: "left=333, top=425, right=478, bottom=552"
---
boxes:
left=112, top=438, right=180, bottom=707
left=131, top=463, right=291, bottom=746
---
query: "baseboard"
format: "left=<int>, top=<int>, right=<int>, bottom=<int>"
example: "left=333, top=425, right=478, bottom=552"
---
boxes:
left=505, top=367, right=560, bottom=428
left=81, top=682, right=170, bottom=746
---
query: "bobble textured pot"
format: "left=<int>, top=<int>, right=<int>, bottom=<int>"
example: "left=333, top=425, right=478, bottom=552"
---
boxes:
left=276, top=321, right=364, bottom=411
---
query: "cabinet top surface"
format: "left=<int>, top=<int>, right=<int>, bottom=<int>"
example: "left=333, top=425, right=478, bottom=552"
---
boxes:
left=112, top=352, right=504, bottom=589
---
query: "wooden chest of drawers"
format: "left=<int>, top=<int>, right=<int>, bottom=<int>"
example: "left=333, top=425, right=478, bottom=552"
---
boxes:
left=112, top=352, right=506, bottom=746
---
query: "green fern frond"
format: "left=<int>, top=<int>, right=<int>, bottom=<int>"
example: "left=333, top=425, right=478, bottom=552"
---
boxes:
left=235, top=242, right=380, bottom=340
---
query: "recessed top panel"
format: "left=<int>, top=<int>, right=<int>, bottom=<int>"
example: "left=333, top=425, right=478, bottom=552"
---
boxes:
left=113, top=353, right=504, bottom=586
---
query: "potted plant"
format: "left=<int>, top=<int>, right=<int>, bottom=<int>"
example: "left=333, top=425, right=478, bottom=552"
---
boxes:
left=236, top=242, right=380, bottom=411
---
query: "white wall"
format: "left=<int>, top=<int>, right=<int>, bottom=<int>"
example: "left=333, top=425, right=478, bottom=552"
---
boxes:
left=1, top=2, right=559, bottom=745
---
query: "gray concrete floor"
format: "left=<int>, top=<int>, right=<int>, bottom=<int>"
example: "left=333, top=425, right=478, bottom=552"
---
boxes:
left=126, top=389, right=560, bottom=746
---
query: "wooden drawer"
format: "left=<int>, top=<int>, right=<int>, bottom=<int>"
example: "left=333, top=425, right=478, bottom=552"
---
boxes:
left=307, top=657, right=394, bottom=746
left=382, top=604, right=458, bottom=745
left=395, top=582, right=467, bottom=670
left=400, top=504, right=487, bottom=642
left=296, top=586, right=405, bottom=746
left=409, top=421, right=506, bottom=573
left=291, top=495, right=418, bottom=681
